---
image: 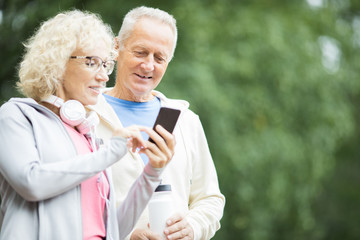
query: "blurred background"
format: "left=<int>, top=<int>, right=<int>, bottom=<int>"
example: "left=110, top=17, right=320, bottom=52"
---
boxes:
left=1, top=0, right=360, bottom=239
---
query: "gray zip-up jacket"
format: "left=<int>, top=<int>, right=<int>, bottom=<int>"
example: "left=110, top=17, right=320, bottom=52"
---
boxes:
left=0, top=98, right=163, bottom=240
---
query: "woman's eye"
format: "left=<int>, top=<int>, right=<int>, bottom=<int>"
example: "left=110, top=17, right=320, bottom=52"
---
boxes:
left=86, top=60, right=97, bottom=67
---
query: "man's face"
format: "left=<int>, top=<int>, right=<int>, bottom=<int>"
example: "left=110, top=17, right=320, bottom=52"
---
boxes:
left=115, top=18, right=175, bottom=102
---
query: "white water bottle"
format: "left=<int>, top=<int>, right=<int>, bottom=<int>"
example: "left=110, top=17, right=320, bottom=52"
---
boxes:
left=149, top=184, right=174, bottom=239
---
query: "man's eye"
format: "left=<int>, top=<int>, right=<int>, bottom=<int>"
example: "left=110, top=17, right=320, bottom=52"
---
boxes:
left=134, top=51, right=146, bottom=57
left=155, top=56, right=165, bottom=63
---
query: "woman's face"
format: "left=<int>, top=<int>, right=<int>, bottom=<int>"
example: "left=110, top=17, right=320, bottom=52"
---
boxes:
left=58, top=41, right=111, bottom=106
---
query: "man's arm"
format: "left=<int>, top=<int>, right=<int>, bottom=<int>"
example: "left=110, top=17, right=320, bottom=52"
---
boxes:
left=166, top=114, right=225, bottom=240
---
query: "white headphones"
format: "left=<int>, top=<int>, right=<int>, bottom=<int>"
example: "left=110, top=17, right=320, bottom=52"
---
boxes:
left=42, top=95, right=99, bottom=135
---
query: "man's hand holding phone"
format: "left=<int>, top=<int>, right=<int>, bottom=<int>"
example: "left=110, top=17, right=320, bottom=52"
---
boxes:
left=139, top=107, right=181, bottom=168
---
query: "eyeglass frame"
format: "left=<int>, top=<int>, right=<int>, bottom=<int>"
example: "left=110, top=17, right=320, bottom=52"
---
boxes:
left=70, top=56, right=115, bottom=75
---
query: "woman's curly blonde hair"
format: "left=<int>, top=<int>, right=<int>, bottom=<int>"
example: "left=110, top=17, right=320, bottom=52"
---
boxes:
left=17, top=10, right=117, bottom=102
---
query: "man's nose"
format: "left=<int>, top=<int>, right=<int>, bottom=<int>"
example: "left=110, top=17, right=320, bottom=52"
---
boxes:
left=141, top=56, right=155, bottom=72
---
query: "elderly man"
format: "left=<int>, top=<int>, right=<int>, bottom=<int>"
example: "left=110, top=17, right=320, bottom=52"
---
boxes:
left=89, top=6, right=225, bottom=240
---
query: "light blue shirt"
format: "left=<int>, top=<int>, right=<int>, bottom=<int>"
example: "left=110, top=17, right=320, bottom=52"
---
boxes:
left=104, top=94, right=161, bottom=165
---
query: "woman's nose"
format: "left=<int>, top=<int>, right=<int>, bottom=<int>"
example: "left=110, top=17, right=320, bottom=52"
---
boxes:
left=95, top=70, right=109, bottom=82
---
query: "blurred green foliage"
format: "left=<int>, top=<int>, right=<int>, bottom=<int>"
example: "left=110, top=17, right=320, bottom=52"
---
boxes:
left=1, top=0, right=360, bottom=239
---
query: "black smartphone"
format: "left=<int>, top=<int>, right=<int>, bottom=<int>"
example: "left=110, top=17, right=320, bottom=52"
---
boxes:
left=149, top=107, right=181, bottom=144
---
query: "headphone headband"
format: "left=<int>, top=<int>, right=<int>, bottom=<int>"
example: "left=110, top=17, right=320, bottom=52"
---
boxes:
left=42, top=95, right=64, bottom=108
left=42, top=95, right=86, bottom=126
left=42, top=95, right=100, bottom=151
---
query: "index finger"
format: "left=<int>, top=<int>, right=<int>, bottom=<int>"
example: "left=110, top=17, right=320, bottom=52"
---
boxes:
left=142, top=126, right=175, bottom=149
left=155, top=125, right=174, bottom=143
left=166, top=212, right=184, bottom=226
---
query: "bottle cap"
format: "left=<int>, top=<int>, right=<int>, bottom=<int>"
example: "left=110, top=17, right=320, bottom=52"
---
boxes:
left=155, top=184, right=172, bottom=192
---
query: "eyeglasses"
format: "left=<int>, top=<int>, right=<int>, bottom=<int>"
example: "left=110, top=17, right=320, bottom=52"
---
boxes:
left=70, top=56, right=115, bottom=75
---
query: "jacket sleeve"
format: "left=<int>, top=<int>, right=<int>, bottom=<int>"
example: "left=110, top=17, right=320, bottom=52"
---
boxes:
left=117, top=164, right=163, bottom=239
left=183, top=115, right=226, bottom=240
left=0, top=102, right=128, bottom=202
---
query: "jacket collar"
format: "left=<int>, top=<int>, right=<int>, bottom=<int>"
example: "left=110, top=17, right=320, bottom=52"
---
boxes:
left=153, top=90, right=190, bottom=110
left=87, top=88, right=189, bottom=121
left=86, top=92, right=123, bottom=131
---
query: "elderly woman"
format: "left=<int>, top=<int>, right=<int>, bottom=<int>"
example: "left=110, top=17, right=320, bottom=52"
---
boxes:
left=0, top=10, right=174, bottom=240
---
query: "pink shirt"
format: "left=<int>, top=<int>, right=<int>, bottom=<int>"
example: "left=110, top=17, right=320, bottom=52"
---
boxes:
left=64, top=123, right=109, bottom=240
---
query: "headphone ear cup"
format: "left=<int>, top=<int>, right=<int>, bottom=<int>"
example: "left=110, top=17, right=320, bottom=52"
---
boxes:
left=76, top=111, right=100, bottom=135
left=60, top=100, right=86, bottom=127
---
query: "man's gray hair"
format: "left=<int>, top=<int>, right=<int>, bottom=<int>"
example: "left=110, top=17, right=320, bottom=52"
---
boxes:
left=118, top=6, right=178, bottom=60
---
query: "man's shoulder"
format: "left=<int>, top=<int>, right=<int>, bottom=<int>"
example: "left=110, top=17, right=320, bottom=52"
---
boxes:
left=153, top=90, right=189, bottom=109
left=153, top=91, right=201, bottom=121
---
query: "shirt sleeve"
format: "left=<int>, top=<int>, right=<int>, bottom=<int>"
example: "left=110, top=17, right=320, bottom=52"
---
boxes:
left=117, top=164, right=163, bottom=239
left=0, top=102, right=128, bottom=202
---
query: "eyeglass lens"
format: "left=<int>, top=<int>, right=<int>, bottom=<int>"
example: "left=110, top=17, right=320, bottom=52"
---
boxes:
left=86, top=57, right=114, bottom=75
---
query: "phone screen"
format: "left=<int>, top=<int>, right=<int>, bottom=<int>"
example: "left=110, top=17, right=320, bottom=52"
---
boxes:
left=149, top=107, right=181, bottom=144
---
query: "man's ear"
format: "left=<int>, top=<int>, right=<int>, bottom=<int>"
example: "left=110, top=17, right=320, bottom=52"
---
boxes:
left=114, top=37, right=120, bottom=51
